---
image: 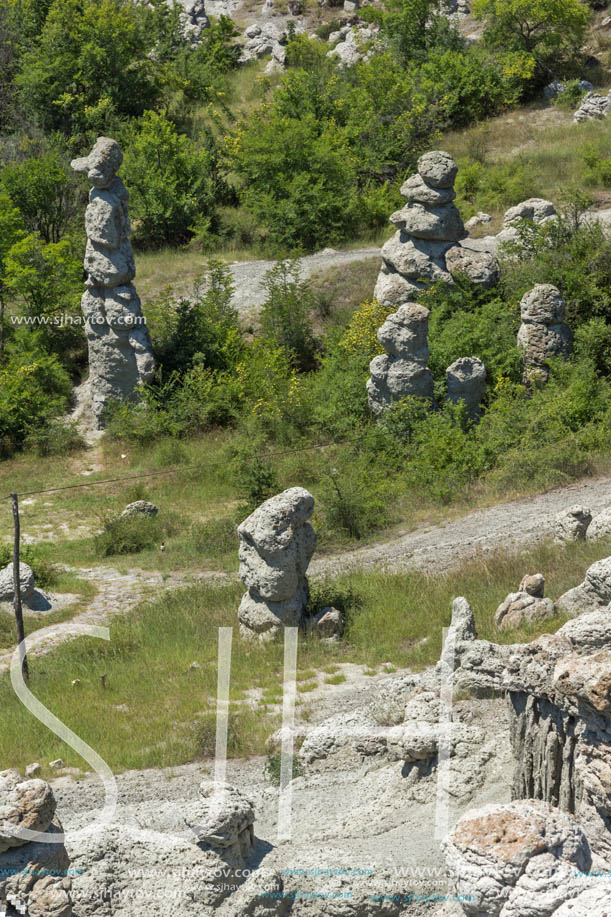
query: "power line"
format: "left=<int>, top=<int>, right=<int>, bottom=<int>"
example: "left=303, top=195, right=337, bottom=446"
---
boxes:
left=0, top=436, right=370, bottom=501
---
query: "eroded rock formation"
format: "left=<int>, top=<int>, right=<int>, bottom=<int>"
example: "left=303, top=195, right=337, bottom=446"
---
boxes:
left=366, top=302, right=435, bottom=415
left=517, top=284, right=572, bottom=383
left=374, top=151, right=499, bottom=308
left=495, top=573, right=555, bottom=632
left=573, top=89, right=611, bottom=123
left=238, top=487, right=316, bottom=641
left=445, top=356, right=486, bottom=420
left=0, top=770, right=73, bottom=917
left=71, top=137, right=155, bottom=429
left=556, top=555, right=611, bottom=617
left=555, top=505, right=593, bottom=543
left=189, top=782, right=255, bottom=867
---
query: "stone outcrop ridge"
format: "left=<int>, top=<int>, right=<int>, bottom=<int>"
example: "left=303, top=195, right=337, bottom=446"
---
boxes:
left=495, top=573, right=555, bottom=631
left=0, top=769, right=73, bottom=916
left=238, top=487, right=316, bottom=640
left=366, top=302, right=435, bottom=415
left=517, top=284, right=572, bottom=382
left=445, top=356, right=486, bottom=420
left=448, top=598, right=611, bottom=862
left=374, top=151, right=499, bottom=308
left=71, top=137, right=155, bottom=428
left=573, top=89, right=611, bottom=123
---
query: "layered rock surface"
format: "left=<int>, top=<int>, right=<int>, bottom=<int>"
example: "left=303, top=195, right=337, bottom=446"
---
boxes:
left=71, top=137, right=155, bottom=428
left=237, top=487, right=316, bottom=640
left=366, top=303, right=435, bottom=415
left=374, top=151, right=499, bottom=308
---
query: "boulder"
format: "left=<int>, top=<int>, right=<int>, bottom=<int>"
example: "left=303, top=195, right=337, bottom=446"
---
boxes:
left=586, top=506, right=611, bottom=541
left=573, top=89, right=611, bottom=123
left=445, top=244, right=500, bottom=288
left=556, top=555, right=611, bottom=616
left=238, top=488, right=316, bottom=640
left=308, top=606, right=344, bottom=639
left=0, top=562, right=35, bottom=602
left=417, top=150, right=458, bottom=189
left=120, top=500, right=159, bottom=519
left=445, top=356, right=487, bottom=420
left=71, top=137, right=155, bottom=428
left=442, top=800, right=591, bottom=917
left=555, top=506, right=592, bottom=543
left=190, top=781, right=255, bottom=865
left=0, top=770, right=56, bottom=854
left=464, top=211, right=492, bottom=231
left=517, top=284, right=572, bottom=383
left=497, top=198, right=558, bottom=246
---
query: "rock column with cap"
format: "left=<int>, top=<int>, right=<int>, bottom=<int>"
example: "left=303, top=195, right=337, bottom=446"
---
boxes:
left=71, top=137, right=155, bottom=428
left=237, top=487, right=316, bottom=641
left=375, top=150, right=499, bottom=307
left=517, top=284, right=572, bottom=383
left=445, top=356, right=486, bottom=420
left=366, top=302, right=435, bottom=415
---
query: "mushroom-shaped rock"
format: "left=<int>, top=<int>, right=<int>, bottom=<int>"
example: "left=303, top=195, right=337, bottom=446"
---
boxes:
left=495, top=573, right=555, bottom=631
left=445, top=356, right=486, bottom=420
left=442, top=800, right=592, bottom=917
left=238, top=488, right=316, bottom=640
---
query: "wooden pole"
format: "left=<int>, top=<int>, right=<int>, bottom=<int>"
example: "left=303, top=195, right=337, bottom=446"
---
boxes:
left=10, top=493, right=28, bottom=680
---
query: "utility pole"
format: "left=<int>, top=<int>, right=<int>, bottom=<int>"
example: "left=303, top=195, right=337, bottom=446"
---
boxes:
left=10, top=493, right=29, bottom=680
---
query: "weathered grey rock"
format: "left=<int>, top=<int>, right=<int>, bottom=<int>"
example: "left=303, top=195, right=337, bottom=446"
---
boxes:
left=517, top=284, right=572, bottom=382
left=72, top=137, right=155, bottom=429
left=497, top=198, right=558, bottom=246
left=573, top=89, right=611, bottom=123
left=367, top=303, right=434, bottom=415
left=557, top=555, right=611, bottom=617
left=25, top=763, right=41, bottom=779
left=0, top=562, right=35, bottom=602
left=442, top=800, right=592, bottom=917
left=554, top=885, right=611, bottom=914
left=178, top=0, right=210, bottom=46
left=373, top=270, right=425, bottom=307
left=586, top=506, right=611, bottom=542
left=464, top=211, right=492, bottom=231
left=327, top=24, right=380, bottom=65
left=391, top=201, right=466, bottom=242
left=445, top=356, right=486, bottom=420
left=381, top=232, right=452, bottom=282
left=494, top=573, right=555, bottom=631
left=417, top=150, right=458, bottom=189
left=190, top=782, right=255, bottom=865
left=445, top=244, right=500, bottom=288
left=400, top=173, right=456, bottom=205
left=558, top=610, right=611, bottom=651
left=555, top=505, right=592, bottom=543
left=308, top=606, right=344, bottom=638
left=238, top=488, right=316, bottom=640
left=120, top=500, right=159, bottom=519
left=0, top=770, right=56, bottom=854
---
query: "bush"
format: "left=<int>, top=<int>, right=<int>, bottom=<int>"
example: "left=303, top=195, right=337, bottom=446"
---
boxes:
left=94, top=512, right=177, bottom=557
left=259, top=260, right=317, bottom=371
left=24, top=421, right=86, bottom=457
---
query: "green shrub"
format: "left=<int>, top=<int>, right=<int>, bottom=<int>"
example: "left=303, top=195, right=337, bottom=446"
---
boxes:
left=0, top=544, right=60, bottom=589
left=319, top=460, right=398, bottom=540
left=94, top=512, right=177, bottom=557
left=260, top=260, right=317, bottom=371
left=23, top=421, right=86, bottom=457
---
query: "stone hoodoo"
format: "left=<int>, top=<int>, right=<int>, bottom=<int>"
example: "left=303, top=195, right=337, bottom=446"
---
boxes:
left=445, top=356, right=486, bottom=420
left=366, top=302, right=435, bottom=415
left=554, top=505, right=592, bottom=543
left=375, top=150, right=499, bottom=308
left=517, top=284, right=572, bottom=383
left=237, top=487, right=316, bottom=641
left=448, top=598, right=611, bottom=863
left=494, top=573, right=555, bottom=631
left=0, top=769, right=73, bottom=916
left=71, top=137, right=155, bottom=428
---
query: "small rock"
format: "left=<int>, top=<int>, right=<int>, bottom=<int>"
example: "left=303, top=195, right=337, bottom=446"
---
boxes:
left=520, top=572, right=545, bottom=597
left=464, top=211, right=492, bottom=231
left=554, top=505, right=592, bottom=543
left=120, top=500, right=159, bottom=518
left=557, top=554, right=611, bottom=617
left=189, top=661, right=202, bottom=671
left=0, top=562, right=36, bottom=602
left=71, top=679, right=81, bottom=687
left=48, top=759, right=65, bottom=770
left=309, top=606, right=344, bottom=638
left=25, top=763, right=41, bottom=778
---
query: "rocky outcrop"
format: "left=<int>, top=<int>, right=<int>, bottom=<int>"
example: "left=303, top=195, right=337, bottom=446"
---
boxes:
left=544, top=79, right=592, bottom=100
left=573, top=89, right=611, bottom=123
left=556, top=555, right=611, bottom=617
left=449, top=599, right=611, bottom=862
left=586, top=506, right=611, bottom=542
left=240, top=22, right=289, bottom=72
left=71, top=137, right=155, bottom=429
left=374, top=151, right=499, bottom=308
left=495, top=573, right=555, bottom=631
left=238, top=487, right=316, bottom=641
left=177, top=0, right=209, bottom=45
left=0, top=770, right=73, bottom=916
left=445, top=356, right=486, bottom=420
left=497, top=198, right=558, bottom=246
left=555, top=506, right=592, bottom=543
left=327, top=23, right=380, bottom=65
left=366, top=303, right=435, bottom=415
left=517, top=284, right=572, bottom=383
left=189, top=782, right=255, bottom=867
left=0, top=562, right=35, bottom=602
left=442, top=800, right=593, bottom=917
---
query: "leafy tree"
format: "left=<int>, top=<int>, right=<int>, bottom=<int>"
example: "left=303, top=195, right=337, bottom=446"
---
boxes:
left=121, top=111, right=220, bottom=246
left=363, top=0, right=463, bottom=66
left=260, top=261, right=317, bottom=371
left=16, top=0, right=159, bottom=137
left=1, top=152, right=79, bottom=243
left=472, top=0, right=591, bottom=78
left=0, top=193, right=25, bottom=358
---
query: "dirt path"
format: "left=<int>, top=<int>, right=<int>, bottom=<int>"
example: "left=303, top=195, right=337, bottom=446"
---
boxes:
left=229, top=246, right=380, bottom=315
left=311, top=473, right=611, bottom=578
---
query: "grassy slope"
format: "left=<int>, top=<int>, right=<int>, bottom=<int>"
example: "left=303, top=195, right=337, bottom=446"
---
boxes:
left=1, top=535, right=610, bottom=774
